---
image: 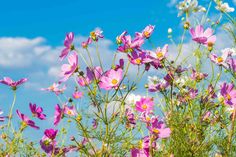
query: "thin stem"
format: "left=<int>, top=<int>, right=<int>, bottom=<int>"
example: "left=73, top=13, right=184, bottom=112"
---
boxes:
left=227, top=109, right=236, bottom=155
left=7, top=91, right=16, bottom=131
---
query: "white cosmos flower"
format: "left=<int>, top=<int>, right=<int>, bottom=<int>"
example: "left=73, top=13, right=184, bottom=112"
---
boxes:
left=215, top=1, right=235, bottom=12
left=177, top=0, right=206, bottom=16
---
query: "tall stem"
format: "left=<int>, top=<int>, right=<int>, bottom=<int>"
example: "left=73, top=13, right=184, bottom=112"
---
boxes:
left=227, top=109, right=236, bottom=155
left=7, top=91, right=16, bottom=131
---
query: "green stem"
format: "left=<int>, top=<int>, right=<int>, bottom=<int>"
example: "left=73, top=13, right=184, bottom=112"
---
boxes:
left=7, top=91, right=16, bottom=131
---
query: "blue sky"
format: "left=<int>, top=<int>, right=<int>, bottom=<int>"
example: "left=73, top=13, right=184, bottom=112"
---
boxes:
left=0, top=0, right=236, bottom=145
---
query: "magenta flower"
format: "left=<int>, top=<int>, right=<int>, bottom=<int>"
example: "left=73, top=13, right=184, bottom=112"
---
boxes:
left=90, top=28, right=104, bottom=41
left=128, top=51, right=147, bottom=65
left=54, top=104, right=64, bottom=126
left=0, top=109, right=4, bottom=122
left=189, top=25, right=216, bottom=46
left=148, top=44, right=168, bottom=61
left=148, top=117, right=171, bottom=138
left=131, top=148, right=149, bottom=157
left=72, top=91, right=83, bottom=99
left=64, top=105, right=77, bottom=116
left=41, top=83, right=66, bottom=95
left=60, top=52, right=78, bottom=83
left=60, top=32, right=74, bottom=60
left=40, top=128, right=58, bottom=154
left=220, top=82, right=236, bottom=107
left=125, top=107, right=136, bottom=128
left=136, top=25, right=155, bottom=39
left=0, top=77, right=27, bottom=90
left=117, top=35, right=144, bottom=53
left=135, top=97, right=154, bottom=113
left=99, top=68, right=123, bottom=90
left=29, top=103, right=46, bottom=120
left=16, top=110, right=39, bottom=130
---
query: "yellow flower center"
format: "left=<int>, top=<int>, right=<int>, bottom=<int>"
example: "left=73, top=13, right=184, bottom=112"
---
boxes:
left=156, top=52, right=163, bottom=58
left=146, top=117, right=151, bottom=122
left=111, top=79, right=118, bottom=85
left=142, top=104, right=147, bottom=110
left=135, top=58, right=141, bottom=64
left=144, top=31, right=150, bottom=38
left=90, top=31, right=96, bottom=40
left=227, top=94, right=231, bottom=100
left=153, top=128, right=159, bottom=134
left=67, top=110, right=72, bottom=115
left=208, top=42, right=214, bottom=47
left=217, top=57, right=223, bottom=63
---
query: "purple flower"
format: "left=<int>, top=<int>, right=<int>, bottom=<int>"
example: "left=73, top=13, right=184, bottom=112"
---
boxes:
left=16, top=110, right=39, bottom=130
left=220, top=82, right=236, bottom=107
left=117, top=35, right=144, bottom=53
left=29, top=103, right=46, bottom=120
left=136, top=25, right=155, bottom=39
left=227, top=58, right=236, bottom=72
left=92, top=119, right=98, bottom=129
left=60, top=52, right=78, bottom=83
left=60, top=32, right=74, bottom=60
left=125, top=107, right=136, bottom=128
left=90, top=28, right=104, bottom=41
left=128, top=51, right=147, bottom=65
left=40, top=129, right=58, bottom=154
left=0, top=77, right=27, bottom=90
left=54, top=104, right=64, bottom=126
left=135, top=97, right=154, bottom=113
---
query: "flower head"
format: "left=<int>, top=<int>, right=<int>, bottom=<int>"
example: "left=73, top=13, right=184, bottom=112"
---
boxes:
left=29, top=103, right=46, bottom=120
left=16, top=110, right=39, bottom=129
left=40, top=128, right=58, bottom=154
left=41, top=83, right=66, bottom=95
left=72, top=91, right=83, bottom=99
left=60, top=52, right=78, bottom=83
left=0, top=77, right=27, bottom=90
left=99, top=68, right=123, bottom=90
left=209, top=53, right=228, bottom=67
left=90, top=28, right=104, bottom=41
left=215, top=1, right=234, bottom=13
left=54, top=104, right=64, bottom=126
left=135, top=97, right=154, bottom=113
left=220, top=82, right=236, bottom=107
left=190, top=25, right=216, bottom=47
left=148, top=44, right=168, bottom=61
left=177, top=0, right=206, bottom=16
left=136, top=25, right=155, bottom=39
left=60, top=32, right=74, bottom=60
left=148, top=117, right=171, bottom=138
left=64, top=105, right=77, bottom=116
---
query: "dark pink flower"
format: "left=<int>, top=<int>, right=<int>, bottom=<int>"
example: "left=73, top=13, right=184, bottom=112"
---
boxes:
left=60, top=52, right=78, bottom=83
left=99, top=68, right=123, bottom=90
left=189, top=25, right=216, bottom=46
left=92, top=119, right=98, bottom=129
left=220, top=82, right=236, bottom=107
left=117, top=35, right=144, bottom=53
left=60, top=32, right=74, bottom=60
left=0, top=77, right=27, bottom=90
left=29, top=103, right=46, bottom=120
left=40, top=128, right=58, bottom=154
left=16, top=110, right=39, bottom=130
left=135, top=97, right=154, bottom=113
left=148, top=117, right=171, bottom=138
left=54, top=104, right=64, bottom=126
left=81, top=37, right=92, bottom=48
left=128, top=51, right=147, bottom=65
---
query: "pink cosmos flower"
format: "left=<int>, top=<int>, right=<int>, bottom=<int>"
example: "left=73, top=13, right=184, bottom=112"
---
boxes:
left=0, top=109, right=4, bottom=122
left=135, top=97, right=154, bottom=113
left=64, top=105, right=77, bottom=116
left=190, top=69, right=208, bottom=82
left=227, top=58, right=236, bottom=72
left=131, top=148, right=149, bottom=157
left=0, top=77, right=27, bottom=90
left=136, top=25, right=155, bottom=39
left=220, top=82, right=236, bottom=107
left=189, top=25, right=216, bottom=46
left=72, top=91, right=83, bottom=99
left=117, top=35, right=144, bottom=53
left=54, top=104, right=64, bottom=126
left=60, top=52, right=78, bottom=83
left=148, top=117, right=171, bottom=138
left=29, top=103, right=46, bottom=120
left=148, top=44, right=168, bottom=61
left=209, top=53, right=228, bottom=67
left=99, top=68, right=123, bottom=90
left=16, top=110, right=39, bottom=129
left=90, top=28, right=104, bottom=41
left=128, top=51, right=147, bottom=65
left=81, top=37, right=92, bottom=48
left=60, top=32, right=74, bottom=60
left=41, top=83, right=66, bottom=95
left=116, top=31, right=127, bottom=45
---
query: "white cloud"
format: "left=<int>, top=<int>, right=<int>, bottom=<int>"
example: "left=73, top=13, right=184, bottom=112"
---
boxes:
left=167, top=0, right=177, bottom=7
